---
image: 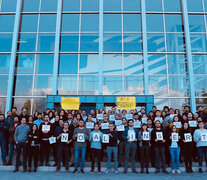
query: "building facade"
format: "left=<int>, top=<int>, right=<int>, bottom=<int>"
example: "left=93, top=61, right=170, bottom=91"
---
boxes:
left=0, top=0, right=207, bottom=114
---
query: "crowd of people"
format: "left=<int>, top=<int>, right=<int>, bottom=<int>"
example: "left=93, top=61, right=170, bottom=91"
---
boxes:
left=0, top=105, right=207, bottom=174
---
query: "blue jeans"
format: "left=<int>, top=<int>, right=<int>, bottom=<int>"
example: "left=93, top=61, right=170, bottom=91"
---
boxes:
left=106, top=146, right=118, bottom=170
left=169, top=147, right=180, bottom=170
left=0, top=140, right=6, bottom=162
left=154, top=147, right=166, bottom=171
left=198, top=147, right=207, bottom=168
left=74, top=146, right=86, bottom=170
left=124, top=142, right=137, bottom=170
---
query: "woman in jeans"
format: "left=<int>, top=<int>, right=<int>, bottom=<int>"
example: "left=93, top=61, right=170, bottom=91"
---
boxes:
left=168, top=125, right=181, bottom=173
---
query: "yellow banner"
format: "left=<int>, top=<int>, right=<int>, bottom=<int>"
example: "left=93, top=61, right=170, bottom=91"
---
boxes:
left=117, top=96, right=136, bottom=110
left=61, top=97, right=80, bottom=110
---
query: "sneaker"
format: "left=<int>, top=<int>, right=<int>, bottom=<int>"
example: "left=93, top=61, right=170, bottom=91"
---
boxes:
left=155, top=170, right=160, bottom=174
left=23, top=169, right=27, bottom=173
left=132, top=169, right=138, bottom=174
left=199, top=168, right=203, bottom=173
left=90, top=169, right=94, bottom=173
left=80, top=169, right=84, bottom=174
left=123, top=170, right=127, bottom=174
left=172, top=169, right=176, bottom=174
left=13, top=168, right=19, bottom=173
left=73, top=169, right=78, bottom=174
left=176, top=169, right=181, bottom=174
left=55, top=169, right=60, bottom=173
left=114, top=170, right=118, bottom=174
left=3, top=161, right=7, bottom=166
left=7, top=161, right=12, bottom=166
left=28, top=168, right=32, bottom=172
left=163, top=170, right=168, bottom=174
left=105, top=169, right=111, bottom=174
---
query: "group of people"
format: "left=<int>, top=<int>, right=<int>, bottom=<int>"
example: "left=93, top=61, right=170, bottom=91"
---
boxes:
left=0, top=105, right=207, bottom=174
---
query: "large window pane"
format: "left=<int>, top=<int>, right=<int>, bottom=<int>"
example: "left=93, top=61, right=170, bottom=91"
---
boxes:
left=18, top=33, right=37, bottom=52
left=166, top=33, right=185, bottom=52
left=123, top=0, right=140, bottom=11
left=147, top=33, right=165, bottom=52
left=59, top=54, right=78, bottom=74
left=0, top=98, right=6, bottom=114
left=146, top=0, right=163, bottom=11
left=13, top=98, right=32, bottom=114
left=23, top=0, right=40, bottom=12
left=82, top=0, right=99, bottom=11
left=103, top=33, right=122, bottom=52
left=0, top=34, right=13, bottom=52
left=38, top=33, right=55, bottom=52
left=192, top=55, right=207, bottom=74
left=0, top=15, right=15, bottom=32
left=16, top=54, right=34, bottom=74
left=39, top=14, right=56, bottom=32
left=147, top=14, right=164, bottom=32
left=196, top=98, right=207, bottom=106
left=58, top=76, right=77, bottom=95
left=123, top=14, right=141, bottom=32
left=104, top=0, right=121, bottom=11
left=62, top=14, right=79, bottom=32
left=0, top=55, right=10, bottom=74
left=190, top=34, right=207, bottom=52
left=33, top=98, right=46, bottom=113
left=187, top=0, right=204, bottom=12
left=148, top=54, right=166, bottom=75
left=123, top=33, right=142, bottom=52
left=104, top=14, right=121, bottom=32
left=63, top=0, right=80, bottom=11
left=0, top=75, right=8, bottom=96
left=80, top=33, right=99, bottom=52
left=40, top=0, right=57, bottom=11
left=60, top=33, right=79, bottom=52
left=165, top=14, right=183, bottom=32
left=194, top=76, right=207, bottom=96
left=168, top=55, right=187, bottom=74
left=79, top=75, right=98, bottom=95
left=103, top=76, right=123, bottom=95
left=124, top=76, right=144, bottom=95
left=81, top=14, right=99, bottom=32
left=164, top=0, right=181, bottom=12
left=36, top=54, right=54, bottom=74
left=1, top=0, right=17, bottom=12
left=188, top=15, right=206, bottom=32
left=21, top=15, right=38, bottom=32
left=33, top=76, right=52, bottom=95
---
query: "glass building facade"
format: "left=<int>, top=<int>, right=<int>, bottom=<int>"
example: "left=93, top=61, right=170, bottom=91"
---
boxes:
left=0, top=0, right=207, bottom=114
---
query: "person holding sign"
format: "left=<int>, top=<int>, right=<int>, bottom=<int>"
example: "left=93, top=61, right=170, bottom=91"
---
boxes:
left=167, top=125, right=181, bottom=174
left=180, top=122, right=193, bottom=173
left=122, top=119, right=139, bottom=174
left=105, top=123, right=118, bottom=174
left=151, top=120, right=168, bottom=174
left=89, top=123, right=103, bottom=174
left=73, top=119, right=89, bottom=174
left=169, top=116, right=182, bottom=132
left=138, top=124, right=150, bottom=174
left=193, top=121, right=207, bottom=173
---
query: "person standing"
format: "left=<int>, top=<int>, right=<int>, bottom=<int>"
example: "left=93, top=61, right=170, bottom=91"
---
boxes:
left=13, top=117, right=30, bottom=172
left=33, top=113, right=44, bottom=129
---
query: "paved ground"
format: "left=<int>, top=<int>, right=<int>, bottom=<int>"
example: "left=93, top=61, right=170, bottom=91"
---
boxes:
left=1, top=170, right=207, bottom=180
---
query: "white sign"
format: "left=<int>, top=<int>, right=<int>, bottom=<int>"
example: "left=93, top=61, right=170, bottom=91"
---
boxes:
left=115, top=120, right=122, bottom=126
left=155, top=118, right=163, bottom=123
left=93, top=133, right=100, bottom=142
left=61, top=133, right=68, bottom=142
left=125, top=114, right=133, bottom=120
left=92, top=118, right=97, bottom=123
left=143, top=132, right=150, bottom=141
left=188, top=121, right=197, bottom=127
left=97, top=114, right=103, bottom=120
left=201, top=133, right=207, bottom=142
left=49, top=137, right=56, bottom=144
left=184, top=133, right=192, bottom=142
left=172, top=133, right=179, bottom=142
left=86, top=122, right=94, bottom=129
left=142, top=118, right=148, bottom=124
left=173, top=122, right=182, bottom=128
left=156, top=132, right=163, bottom=140
left=117, top=125, right=125, bottom=131
left=170, top=114, right=177, bottom=118
left=109, top=115, right=115, bottom=121
left=101, top=123, right=109, bottom=130
left=77, top=133, right=85, bottom=142
left=128, top=130, right=136, bottom=141
left=133, top=121, right=141, bottom=128
left=102, top=134, right=109, bottom=143
left=42, top=125, right=50, bottom=131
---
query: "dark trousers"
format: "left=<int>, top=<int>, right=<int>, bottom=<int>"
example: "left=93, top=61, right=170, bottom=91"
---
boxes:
left=140, top=145, right=149, bottom=169
left=57, top=144, right=70, bottom=170
left=91, top=148, right=101, bottom=171
left=198, top=146, right=207, bottom=168
left=118, top=142, right=125, bottom=164
left=150, top=145, right=155, bottom=167
left=154, top=147, right=166, bottom=171
left=51, top=143, right=57, bottom=163
left=124, top=142, right=137, bottom=170
left=28, top=145, right=39, bottom=168
left=40, top=140, right=50, bottom=164
left=183, top=143, right=193, bottom=169
left=15, top=142, right=27, bottom=169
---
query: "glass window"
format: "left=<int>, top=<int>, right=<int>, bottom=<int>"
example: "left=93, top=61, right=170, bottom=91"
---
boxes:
left=194, top=76, right=207, bottom=96
left=63, top=0, right=80, bottom=11
left=79, top=54, right=99, bottom=74
left=204, top=0, right=207, bottom=11
left=188, top=15, right=206, bottom=32
left=62, top=14, right=79, bottom=32
left=0, top=98, right=6, bottom=114
left=164, top=0, right=181, bottom=12
left=124, top=54, right=143, bottom=75
left=16, top=54, right=34, bottom=74
left=190, top=34, right=207, bottom=52
left=13, top=98, right=32, bottom=114
left=123, top=14, right=141, bottom=32
left=18, top=33, right=37, bottom=52
left=59, top=54, right=78, bottom=74
left=1, top=0, right=17, bottom=12
left=80, top=33, right=99, bottom=52
left=36, top=54, right=54, bottom=74
left=147, top=14, right=164, bottom=32
left=79, top=75, right=98, bottom=95
left=192, top=55, right=207, bottom=74
left=58, top=75, right=77, bottom=95
left=166, top=33, right=185, bottom=52
left=41, top=0, right=57, bottom=12
left=0, top=55, right=10, bottom=74
left=147, top=33, right=165, bottom=52
left=168, top=55, right=187, bottom=74
left=23, top=0, right=40, bottom=12
left=0, top=75, right=8, bottom=96
left=60, top=33, right=79, bottom=52
left=38, top=33, right=55, bottom=52
left=0, top=34, right=13, bottom=52
left=33, top=76, right=52, bottom=95
left=32, top=98, right=46, bottom=113
left=123, top=0, right=140, bottom=11
left=21, top=15, right=38, bottom=32
left=39, top=14, right=57, bottom=32
left=103, top=33, right=122, bottom=52
left=104, top=14, right=121, bottom=32
left=148, top=54, right=166, bottom=75
left=14, top=75, right=33, bottom=96
left=82, top=0, right=99, bottom=11
left=0, top=15, right=15, bottom=32
left=165, top=14, right=183, bottom=32
left=123, top=33, right=142, bottom=52
left=103, top=76, right=123, bottom=95
left=124, top=76, right=144, bottom=95
left=169, top=99, right=190, bottom=110
left=104, top=0, right=121, bottom=11
left=187, top=0, right=203, bottom=12
left=196, top=98, right=207, bottom=106
left=103, top=54, right=122, bottom=75
left=146, top=0, right=163, bottom=11
left=81, top=14, right=99, bottom=32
